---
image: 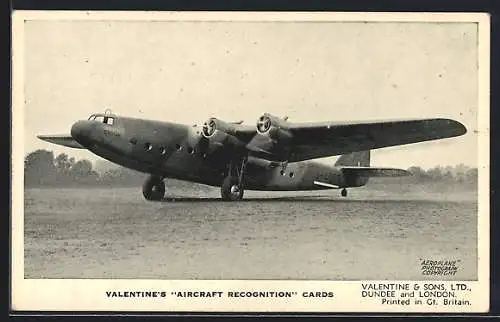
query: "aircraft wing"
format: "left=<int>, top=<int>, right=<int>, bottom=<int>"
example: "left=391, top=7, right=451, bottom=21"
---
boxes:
left=287, top=118, right=466, bottom=162
left=37, top=135, right=85, bottom=149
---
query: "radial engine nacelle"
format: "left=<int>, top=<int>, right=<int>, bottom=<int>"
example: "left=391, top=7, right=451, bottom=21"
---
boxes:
left=246, top=113, right=294, bottom=162
left=256, top=113, right=293, bottom=140
left=201, top=117, right=244, bottom=147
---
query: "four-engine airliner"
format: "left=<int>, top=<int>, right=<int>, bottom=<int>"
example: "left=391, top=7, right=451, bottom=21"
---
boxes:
left=38, top=112, right=467, bottom=201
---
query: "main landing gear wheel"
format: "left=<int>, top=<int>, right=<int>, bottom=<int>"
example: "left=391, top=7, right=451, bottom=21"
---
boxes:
left=221, top=156, right=248, bottom=201
left=341, top=188, right=348, bottom=197
left=221, top=176, right=244, bottom=201
left=142, top=176, right=165, bottom=201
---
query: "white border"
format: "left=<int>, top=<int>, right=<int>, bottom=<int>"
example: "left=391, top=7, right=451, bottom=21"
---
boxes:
left=11, top=10, right=490, bottom=313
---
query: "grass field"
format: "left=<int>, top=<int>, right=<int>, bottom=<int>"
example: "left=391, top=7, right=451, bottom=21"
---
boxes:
left=23, top=183, right=478, bottom=280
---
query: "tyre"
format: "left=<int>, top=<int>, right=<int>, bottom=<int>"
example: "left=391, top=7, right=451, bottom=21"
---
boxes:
left=142, top=176, right=165, bottom=201
left=221, top=176, right=244, bottom=201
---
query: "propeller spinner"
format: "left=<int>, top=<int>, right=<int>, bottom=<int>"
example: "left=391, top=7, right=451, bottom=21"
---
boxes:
left=202, top=118, right=217, bottom=137
left=256, top=115, right=272, bottom=134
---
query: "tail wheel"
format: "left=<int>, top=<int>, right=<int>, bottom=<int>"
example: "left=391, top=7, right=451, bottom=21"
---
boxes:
left=221, top=176, right=244, bottom=201
left=341, top=188, right=348, bottom=197
left=143, top=176, right=165, bottom=201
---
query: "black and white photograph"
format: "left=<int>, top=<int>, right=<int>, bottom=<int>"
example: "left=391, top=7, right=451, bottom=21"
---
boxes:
left=11, top=11, right=489, bottom=312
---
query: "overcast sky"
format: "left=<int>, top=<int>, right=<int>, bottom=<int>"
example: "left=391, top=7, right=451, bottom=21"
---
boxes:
left=22, top=18, right=480, bottom=169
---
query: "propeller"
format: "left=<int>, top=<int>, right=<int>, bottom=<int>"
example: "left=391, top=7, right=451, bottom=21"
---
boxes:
left=202, top=118, right=217, bottom=137
left=257, top=115, right=272, bottom=133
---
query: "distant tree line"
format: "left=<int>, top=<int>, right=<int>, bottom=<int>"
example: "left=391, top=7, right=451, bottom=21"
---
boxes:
left=406, top=165, right=477, bottom=185
left=24, top=149, right=478, bottom=187
left=24, top=149, right=146, bottom=187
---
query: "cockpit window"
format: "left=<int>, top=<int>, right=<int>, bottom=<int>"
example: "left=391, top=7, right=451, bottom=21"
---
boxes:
left=104, top=117, right=114, bottom=125
left=88, top=114, right=115, bottom=125
left=95, top=116, right=105, bottom=123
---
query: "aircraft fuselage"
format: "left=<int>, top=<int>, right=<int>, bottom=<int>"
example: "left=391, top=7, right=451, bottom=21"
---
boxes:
left=70, top=115, right=363, bottom=191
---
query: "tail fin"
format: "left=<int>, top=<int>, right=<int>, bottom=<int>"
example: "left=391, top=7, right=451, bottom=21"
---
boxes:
left=335, top=151, right=370, bottom=167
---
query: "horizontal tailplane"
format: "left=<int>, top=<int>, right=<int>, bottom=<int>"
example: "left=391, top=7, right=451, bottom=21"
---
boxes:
left=340, top=166, right=411, bottom=177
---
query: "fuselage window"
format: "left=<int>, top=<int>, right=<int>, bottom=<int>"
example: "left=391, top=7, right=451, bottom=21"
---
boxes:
left=289, top=172, right=295, bottom=178
left=187, top=147, right=194, bottom=154
left=144, top=143, right=152, bottom=151
left=175, top=144, right=182, bottom=151
left=159, top=147, right=167, bottom=155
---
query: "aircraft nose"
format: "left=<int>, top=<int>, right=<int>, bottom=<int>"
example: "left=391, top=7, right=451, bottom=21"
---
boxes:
left=70, top=121, right=92, bottom=145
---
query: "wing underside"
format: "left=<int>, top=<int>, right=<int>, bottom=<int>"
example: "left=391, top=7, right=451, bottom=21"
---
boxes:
left=287, top=118, right=466, bottom=162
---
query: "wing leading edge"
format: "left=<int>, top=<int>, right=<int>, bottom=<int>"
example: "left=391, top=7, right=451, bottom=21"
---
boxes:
left=288, top=118, right=466, bottom=162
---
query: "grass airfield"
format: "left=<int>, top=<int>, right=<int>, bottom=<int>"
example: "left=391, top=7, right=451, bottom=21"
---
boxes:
left=23, top=182, right=477, bottom=280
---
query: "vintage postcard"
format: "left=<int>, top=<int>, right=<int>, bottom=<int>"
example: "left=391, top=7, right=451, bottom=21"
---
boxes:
left=11, top=10, right=490, bottom=312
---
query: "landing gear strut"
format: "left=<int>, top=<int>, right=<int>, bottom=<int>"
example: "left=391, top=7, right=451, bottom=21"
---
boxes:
left=143, top=175, right=165, bottom=201
left=221, top=156, right=248, bottom=201
left=341, top=188, right=348, bottom=197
